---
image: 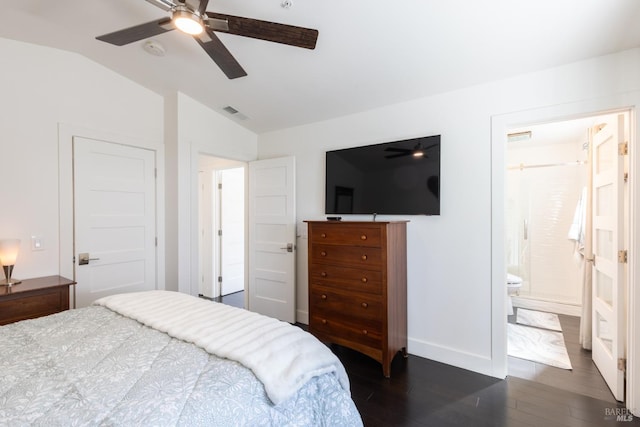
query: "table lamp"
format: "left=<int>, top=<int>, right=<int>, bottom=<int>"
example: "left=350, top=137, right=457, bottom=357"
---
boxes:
left=0, top=239, right=21, bottom=286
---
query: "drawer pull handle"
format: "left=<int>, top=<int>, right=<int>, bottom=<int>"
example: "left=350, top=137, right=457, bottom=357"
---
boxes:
left=361, top=277, right=368, bottom=283
left=321, top=251, right=327, bottom=257
left=321, top=294, right=327, bottom=300
left=361, top=302, right=368, bottom=308
left=361, top=234, right=367, bottom=240
left=321, top=272, right=327, bottom=277
left=321, top=319, right=327, bottom=324
left=362, top=330, right=368, bottom=335
left=321, top=233, right=327, bottom=238
left=361, top=254, right=368, bottom=261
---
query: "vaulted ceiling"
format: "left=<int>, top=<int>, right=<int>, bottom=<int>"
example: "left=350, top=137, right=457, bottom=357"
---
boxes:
left=2, top=0, right=640, bottom=133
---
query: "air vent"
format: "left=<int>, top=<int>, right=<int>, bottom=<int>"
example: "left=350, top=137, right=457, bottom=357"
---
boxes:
left=507, top=131, right=532, bottom=142
left=223, top=105, right=239, bottom=115
left=222, top=105, right=249, bottom=121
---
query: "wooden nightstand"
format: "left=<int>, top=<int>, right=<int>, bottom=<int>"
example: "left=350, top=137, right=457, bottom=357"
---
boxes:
left=0, top=275, right=75, bottom=325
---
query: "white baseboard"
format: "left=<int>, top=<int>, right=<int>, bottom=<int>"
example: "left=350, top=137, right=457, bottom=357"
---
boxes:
left=512, top=297, right=582, bottom=317
left=297, top=313, right=498, bottom=379
left=408, top=337, right=497, bottom=378
left=296, top=309, right=309, bottom=325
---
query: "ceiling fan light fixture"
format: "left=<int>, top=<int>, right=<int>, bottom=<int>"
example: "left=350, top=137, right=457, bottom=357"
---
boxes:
left=173, top=7, right=204, bottom=35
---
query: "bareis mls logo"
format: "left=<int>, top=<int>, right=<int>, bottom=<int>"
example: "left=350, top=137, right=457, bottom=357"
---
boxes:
left=604, top=407, right=634, bottom=422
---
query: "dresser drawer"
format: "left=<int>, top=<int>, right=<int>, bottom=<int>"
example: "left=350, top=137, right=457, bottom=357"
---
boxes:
left=310, top=263, right=382, bottom=294
left=310, top=287, right=383, bottom=322
left=310, top=314, right=382, bottom=349
left=311, top=244, right=383, bottom=268
left=0, top=286, right=69, bottom=325
left=310, top=224, right=382, bottom=247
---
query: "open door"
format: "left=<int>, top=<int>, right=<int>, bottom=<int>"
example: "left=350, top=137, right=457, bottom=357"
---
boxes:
left=248, top=156, right=296, bottom=323
left=591, top=114, right=626, bottom=401
left=219, top=167, right=245, bottom=296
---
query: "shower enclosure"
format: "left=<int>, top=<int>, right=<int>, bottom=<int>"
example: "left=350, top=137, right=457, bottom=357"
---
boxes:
left=506, top=159, right=587, bottom=308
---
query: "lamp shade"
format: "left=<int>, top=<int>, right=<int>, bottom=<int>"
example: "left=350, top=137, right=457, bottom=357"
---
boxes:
left=0, top=239, right=21, bottom=266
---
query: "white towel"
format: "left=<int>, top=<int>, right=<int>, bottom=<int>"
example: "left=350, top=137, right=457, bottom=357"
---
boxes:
left=568, top=187, right=587, bottom=246
left=94, top=290, right=350, bottom=405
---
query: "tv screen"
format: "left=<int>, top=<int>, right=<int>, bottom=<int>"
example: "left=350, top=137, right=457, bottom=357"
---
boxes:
left=325, top=135, right=440, bottom=216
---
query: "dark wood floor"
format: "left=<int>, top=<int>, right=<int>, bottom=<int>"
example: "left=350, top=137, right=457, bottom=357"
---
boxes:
left=336, top=345, right=637, bottom=426
left=211, top=293, right=637, bottom=426
left=207, top=290, right=245, bottom=307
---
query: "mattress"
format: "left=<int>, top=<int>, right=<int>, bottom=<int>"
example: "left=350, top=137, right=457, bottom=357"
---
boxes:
left=0, top=294, right=363, bottom=426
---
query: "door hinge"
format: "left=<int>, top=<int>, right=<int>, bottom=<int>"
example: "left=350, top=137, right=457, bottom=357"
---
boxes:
left=618, top=358, right=627, bottom=372
left=218, top=229, right=222, bottom=236
left=218, top=276, right=222, bottom=283
left=218, top=183, right=222, bottom=190
left=619, top=142, right=628, bottom=156
left=154, top=168, right=157, bottom=178
left=618, top=250, right=628, bottom=264
left=624, top=172, right=629, bottom=183
left=155, top=237, right=158, bottom=247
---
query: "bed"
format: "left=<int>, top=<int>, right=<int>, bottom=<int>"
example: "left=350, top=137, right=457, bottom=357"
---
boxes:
left=0, top=290, right=363, bottom=426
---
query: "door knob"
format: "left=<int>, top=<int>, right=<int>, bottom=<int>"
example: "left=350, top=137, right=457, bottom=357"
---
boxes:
left=78, top=253, right=100, bottom=265
left=280, top=243, right=294, bottom=252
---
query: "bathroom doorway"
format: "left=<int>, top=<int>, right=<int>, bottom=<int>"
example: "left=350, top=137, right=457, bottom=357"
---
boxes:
left=505, top=111, right=630, bottom=402
left=506, top=117, right=592, bottom=316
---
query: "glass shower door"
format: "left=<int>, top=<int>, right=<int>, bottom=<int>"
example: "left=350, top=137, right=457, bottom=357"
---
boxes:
left=506, top=168, right=531, bottom=293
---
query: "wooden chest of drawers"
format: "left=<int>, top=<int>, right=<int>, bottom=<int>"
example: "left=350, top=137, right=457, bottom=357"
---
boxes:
left=306, top=221, right=407, bottom=377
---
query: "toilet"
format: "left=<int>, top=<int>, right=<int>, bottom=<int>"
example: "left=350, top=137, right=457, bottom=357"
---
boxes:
left=506, top=273, right=523, bottom=316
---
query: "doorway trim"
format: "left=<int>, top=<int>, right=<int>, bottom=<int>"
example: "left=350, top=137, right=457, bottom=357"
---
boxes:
left=491, top=92, right=639, bottom=414
left=190, top=148, right=249, bottom=305
left=195, top=153, right=247, bottom=299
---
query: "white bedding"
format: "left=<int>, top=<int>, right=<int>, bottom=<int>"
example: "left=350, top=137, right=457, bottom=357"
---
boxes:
left=94, top=290, right=350, bottom=405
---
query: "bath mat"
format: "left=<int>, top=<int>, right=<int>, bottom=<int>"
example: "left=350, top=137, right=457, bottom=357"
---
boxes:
left=516, top=308, right=562, bottom=332
left=507, top=323, right=572, bottom=370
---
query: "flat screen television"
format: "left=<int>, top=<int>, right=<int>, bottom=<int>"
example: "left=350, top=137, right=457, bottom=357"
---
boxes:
left=325, top=135, right=441, bottom=216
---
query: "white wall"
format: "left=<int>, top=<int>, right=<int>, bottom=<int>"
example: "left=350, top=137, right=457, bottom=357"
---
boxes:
left=257, top=48, right=640, bottom=376
left=0, top=37, right=164, bottom=281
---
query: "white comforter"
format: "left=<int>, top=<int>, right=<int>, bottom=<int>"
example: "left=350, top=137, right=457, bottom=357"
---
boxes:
left=94, top=290, right=350, bottom=405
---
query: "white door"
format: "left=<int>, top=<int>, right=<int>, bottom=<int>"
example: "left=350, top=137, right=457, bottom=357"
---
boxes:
left=199, top=170, right=215, bottom=298
left=591, top=114, right=626, bottom=401
left=248, top=157, right=296, bottom=323
left=219, top=167, right=245, bottom=295
left=74, top=137, right=157, bottom=308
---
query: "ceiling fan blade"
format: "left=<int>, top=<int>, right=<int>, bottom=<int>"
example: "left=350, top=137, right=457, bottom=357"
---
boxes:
left=96, top=18, right=174, bottom=46
left=385, top=153, right=410, bottom=159
left=384, top=148, right=411, bottom=153
left=195, top=29, right=247, bottom=79
left=205, top=12, right=318, bottom=49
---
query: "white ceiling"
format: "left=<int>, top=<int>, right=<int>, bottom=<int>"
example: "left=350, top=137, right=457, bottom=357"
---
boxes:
left=1, top=0, right=640, bottom=133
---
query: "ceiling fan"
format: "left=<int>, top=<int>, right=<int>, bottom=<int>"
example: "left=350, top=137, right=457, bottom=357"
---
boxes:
left=96, top=0, right=319, bottom=79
